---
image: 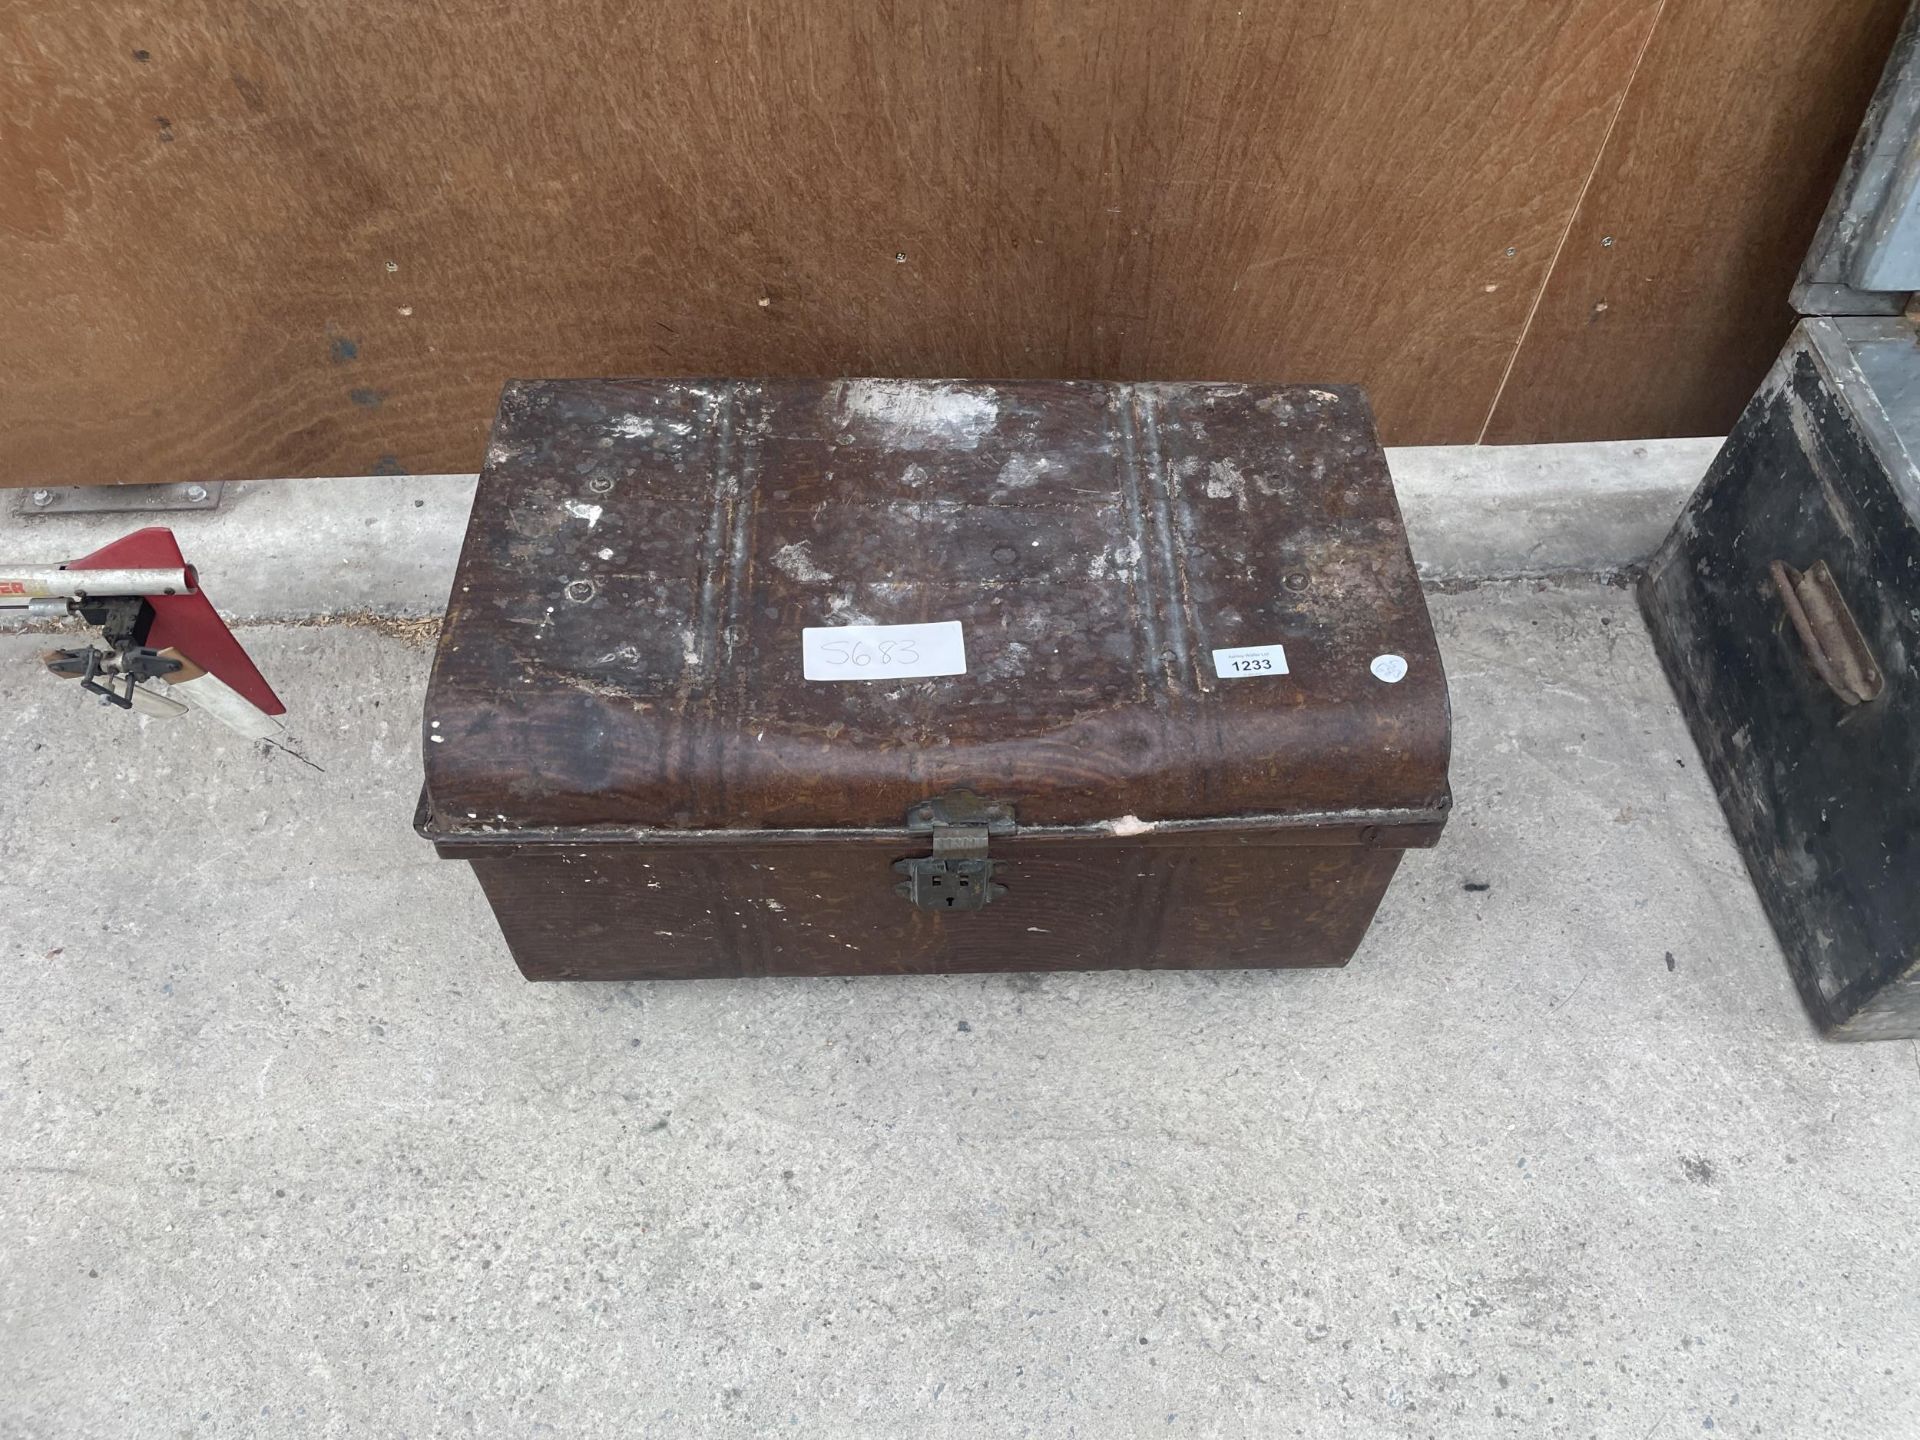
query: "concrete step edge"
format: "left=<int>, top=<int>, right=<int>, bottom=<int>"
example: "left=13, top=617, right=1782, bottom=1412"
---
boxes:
left=0, top=437, right=1720, bottom=627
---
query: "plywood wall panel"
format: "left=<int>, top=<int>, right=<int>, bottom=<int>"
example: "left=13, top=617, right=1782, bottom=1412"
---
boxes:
left=1482, top=0, right=1911, bottom=444
left=0, top=0, right=1660, bottom=485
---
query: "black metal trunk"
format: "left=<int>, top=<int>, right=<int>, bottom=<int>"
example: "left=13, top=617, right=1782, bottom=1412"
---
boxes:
left=1640, top=319, right=1920, bottom=1039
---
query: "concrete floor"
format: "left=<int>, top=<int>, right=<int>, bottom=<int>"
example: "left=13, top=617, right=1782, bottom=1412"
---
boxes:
left=2, top=581, right=1917, bottom=1439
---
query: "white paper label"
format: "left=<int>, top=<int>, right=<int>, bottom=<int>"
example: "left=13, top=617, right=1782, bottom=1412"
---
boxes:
left=803, top=621, right=967, bottom=681
left=1212, top=643, right=1290, bottom=678
left=1370, top=653, right=1409, bottom=683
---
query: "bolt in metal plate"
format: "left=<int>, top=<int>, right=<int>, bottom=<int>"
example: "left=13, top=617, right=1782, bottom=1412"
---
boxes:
left=12, top=482, right=224, bottom=517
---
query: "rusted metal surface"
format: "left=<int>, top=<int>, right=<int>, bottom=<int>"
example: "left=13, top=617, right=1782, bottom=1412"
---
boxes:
left=425, top=379, right=1450, bottom=832
left=422, top=377, right=1450, bottom=978
left=1769, top=558, right=1886, bottom=705
left=458, top=840, right=1414, bottom=980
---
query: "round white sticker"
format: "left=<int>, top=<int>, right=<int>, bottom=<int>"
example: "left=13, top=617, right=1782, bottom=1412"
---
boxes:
left=1370, top=653, right=1409, bottom=684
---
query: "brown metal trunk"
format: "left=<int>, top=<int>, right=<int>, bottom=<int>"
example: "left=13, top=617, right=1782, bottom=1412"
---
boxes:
left=420, top=378, right=1450, bottom=980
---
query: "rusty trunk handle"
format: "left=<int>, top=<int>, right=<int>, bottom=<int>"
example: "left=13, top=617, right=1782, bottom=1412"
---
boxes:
left=1769, top=559, right=1884, bottom=706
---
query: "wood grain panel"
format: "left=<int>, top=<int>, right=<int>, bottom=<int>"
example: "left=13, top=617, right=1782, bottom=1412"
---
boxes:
left=1483, top=0, right=1912, bottom=444
left=0, top=0, right=1657, bottom=486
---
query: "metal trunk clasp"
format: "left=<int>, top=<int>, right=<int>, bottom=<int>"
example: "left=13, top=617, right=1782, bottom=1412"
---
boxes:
left=893, top=790, right=1015, bottom=911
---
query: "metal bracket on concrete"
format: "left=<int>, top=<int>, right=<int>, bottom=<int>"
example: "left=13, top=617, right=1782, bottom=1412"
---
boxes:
left=13, top=482, right=224, bottom=517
